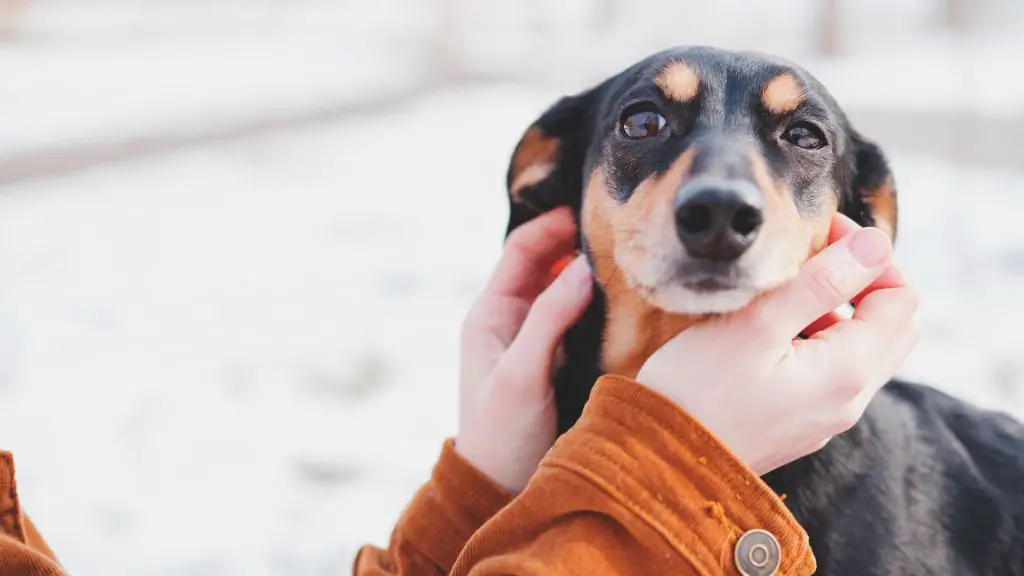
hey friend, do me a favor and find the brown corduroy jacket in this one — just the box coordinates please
[0,376,817,575]
[355,375,817,575]
[0,453,64,575]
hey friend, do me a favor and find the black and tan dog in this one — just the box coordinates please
[503,46,1024,575]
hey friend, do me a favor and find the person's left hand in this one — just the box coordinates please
[456,207,593,493]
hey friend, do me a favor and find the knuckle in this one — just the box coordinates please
[505,221,531,248]
[813,436,833,452]
[493,362,542,401]
[805,263,851,309]
[904,284,921,312]
[829,403,864,436]
[505,224,543,260]
[489,363,518,394]
[534,283,573,319]
[831,364,869,401]
[460,307,484,338]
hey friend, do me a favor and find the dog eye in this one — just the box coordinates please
[782,122,827,150]
[620,110,667,140]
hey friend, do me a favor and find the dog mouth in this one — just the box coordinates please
[674,260,744,292]
[681,276,735,292]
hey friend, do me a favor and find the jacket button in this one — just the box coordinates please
[734,529,781,576]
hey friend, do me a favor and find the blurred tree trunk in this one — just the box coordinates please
[942,0,970,33]
[433,0,464,83]
[591,0,617,34]
[0,0,26,43]
[817,0,842,57]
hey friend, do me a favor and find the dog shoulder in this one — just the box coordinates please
[879,380,1024,570]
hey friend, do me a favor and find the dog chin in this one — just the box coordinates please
[644,283,760,315]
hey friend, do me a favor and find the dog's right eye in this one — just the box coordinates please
[620,110,667,140]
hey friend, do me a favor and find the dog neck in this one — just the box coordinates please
[598,274,707,379]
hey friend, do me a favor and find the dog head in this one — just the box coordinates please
[505,47,898,384]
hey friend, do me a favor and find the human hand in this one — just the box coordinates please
[456,208,593,493]
[636,213,920,475]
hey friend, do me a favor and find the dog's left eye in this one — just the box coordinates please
[621,110,667,140]
[782,122,827,150]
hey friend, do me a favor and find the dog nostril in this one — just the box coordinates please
[674,178,766,262]
[731,205,763,236]
[677,204,713,234]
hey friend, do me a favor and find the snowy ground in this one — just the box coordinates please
[0,2,1022,575]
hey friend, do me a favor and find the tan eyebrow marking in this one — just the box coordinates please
[762,72,805,114]
[654,61,700,103]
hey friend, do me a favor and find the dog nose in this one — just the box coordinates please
[674,177,764,261]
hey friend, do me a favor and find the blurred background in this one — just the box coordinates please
[0,0,1022,574]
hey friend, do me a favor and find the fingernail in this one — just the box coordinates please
[848,227,892,268]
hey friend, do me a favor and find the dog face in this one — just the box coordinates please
[506,46,898,377]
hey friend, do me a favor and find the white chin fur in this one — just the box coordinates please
[645,284,760,315]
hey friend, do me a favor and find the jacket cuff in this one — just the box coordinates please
[399,439,513,570]
[0,451,26,544]
[543,375,815,575]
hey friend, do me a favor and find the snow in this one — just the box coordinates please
[0,84,546,575]
[3,0,1024,160]
[0,1,1021,575]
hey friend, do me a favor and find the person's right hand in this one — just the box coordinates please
[636,214,920,476]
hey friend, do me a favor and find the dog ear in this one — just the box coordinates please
[841,129,898,242]
[505,89,599,238]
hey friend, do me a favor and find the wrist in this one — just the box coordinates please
[453,435,540,494]
[453,435,506,492]
[634,364,683,411]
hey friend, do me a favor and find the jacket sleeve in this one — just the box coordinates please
[354,375,816,576]
[0,452,66,576]
[353,439,514,575]
[451,375,817,576]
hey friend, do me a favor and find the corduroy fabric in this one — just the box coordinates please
[0,452,65,575]
[356,375,816,575]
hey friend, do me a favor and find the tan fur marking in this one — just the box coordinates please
[583,151,705,377]
[655,61,700,103]
[510,164,554,202]
[748,151,836,265]
[510,127,560,203]
[761,73,805,115]
[863,176,898,240]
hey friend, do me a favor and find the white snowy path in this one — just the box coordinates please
[0,84,1021,575]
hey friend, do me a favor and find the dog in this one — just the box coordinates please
[502,46,1024,575]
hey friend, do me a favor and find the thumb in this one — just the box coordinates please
[752,226,893,344]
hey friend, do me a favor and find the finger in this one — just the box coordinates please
[804,284,919,398]
[752,226,893,343]
[829,214,907,305]
[801,305,851,337]
[827,212,862,245]
[844,285,921,377]
[805,266,905,337]
[498,255,593,387]
[485,207,578,300]
[851,265,906,306]
[549,252,580,284]
[849,316,921,409]
[805,261,907,337]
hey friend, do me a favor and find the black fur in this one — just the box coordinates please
[503,46,1024,574]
